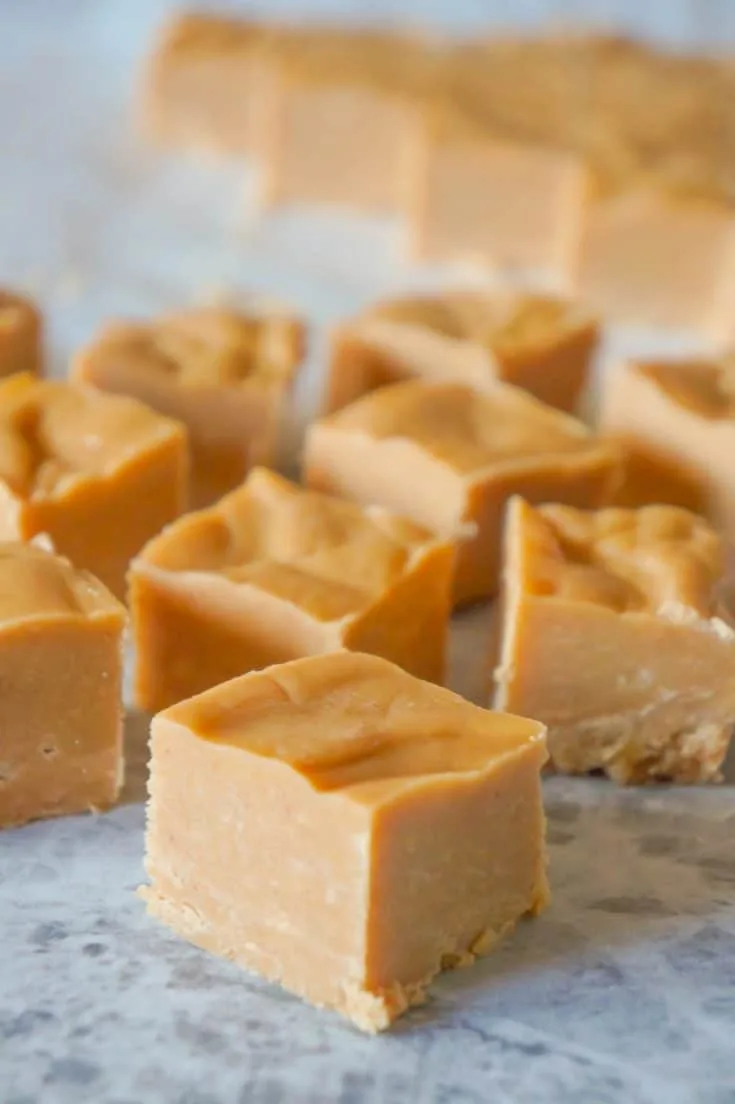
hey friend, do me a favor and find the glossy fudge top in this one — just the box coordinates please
[0,373,183,501]
[137,467,443,619]
[321,381,608,475]
[509,498,725,619]
[161,651,546,799]
[0,541,124,627]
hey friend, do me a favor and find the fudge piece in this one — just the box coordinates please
[0,373,187,599]
[142,650,549,1031]
[73,303,304,508]
[304,381,621,604]
[326,290,599,414]
[260,27,441,212]
[0,290,42,378]
[0,541,126,828]
[130,467,454,713]
[598,356,735,530]
[494,498,735,783]
[141,12,270,156]
[576,192,735,340]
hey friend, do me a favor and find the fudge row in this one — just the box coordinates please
[143,13,735,339]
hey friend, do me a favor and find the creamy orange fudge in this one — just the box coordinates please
[130,467,454,713]
[326,290,599,415]
[598,356,735,531]
[305,381,621,604]
[141,12,270,156]
[0,541,126,828]
[495,499,735,784]
[0,290,42,378]
[0,373,187,599]
[73,303,304,508]
[142,651,549,1031]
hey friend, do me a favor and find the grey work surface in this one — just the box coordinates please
[2,1,735,1102]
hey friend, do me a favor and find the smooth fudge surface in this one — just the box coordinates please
[0,289,42,378]
[0,541,126,828]
[73,304,304,508]
[131,467,454,712]
[327,290,599,414]
[495,498,735,784]
[143,651,549,1031]
[0,372,187,598]
[305,380,621,604]
[598,356,735,530]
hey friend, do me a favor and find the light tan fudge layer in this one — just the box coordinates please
[141,13,271,156]
[305,381,621,605]
[598,356,735,532]
[0,290,42,378]
[143,650,549,1031]
[131,467,454,713]
[73,303,304,509]
[0,541,126,828]
[0,373,187,599]
[326,291,599,415]
[495,499,735,783]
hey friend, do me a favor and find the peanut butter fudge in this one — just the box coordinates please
[73,303,304,508]
[305,381,621,604]
[130,467,454,713]
[142,651,549,1031]
[0,373,187,599]
[598,356,735,530]
[0,289,42,378]
[326,290,599,414]
[0,541,126,828]
[142,13,269,156]
[495,499,735,783]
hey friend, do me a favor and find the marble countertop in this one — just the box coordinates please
[2,2,735,1102]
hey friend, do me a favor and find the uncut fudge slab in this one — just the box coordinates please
[598,356,735,530]
[0,373,187,599]
[0,541,126,828]
[304,381,621,605]
[130,467,454,713]
[73,303,304,509]
[141,12,269,156]
[0,289,42,378]
[326,290,599,415]
[494,499,735,783]
[259,27,441,212]
[142,651,549,1032]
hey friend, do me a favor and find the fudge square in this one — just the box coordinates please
[0,541,126,829]
[598,355,735,530]
[130,467,454,713]
[0,373,187,599]
[326,290,599,415]
[494,498,735,784]
[304,381,621,604]
[0,288,42,378]
[73,302,304,509]
[142,651,549,1032]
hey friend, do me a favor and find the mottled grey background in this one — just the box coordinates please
[1,2,735,1102]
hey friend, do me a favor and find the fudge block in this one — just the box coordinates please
[130,467,454,713]
[0,373,187,599]
[576,191,735,340]
[141,13,270,156]
[598,356,735,530]
[326,290,599,415]
[304,381,621,604]
[494,498,735,783]
[142,651,549,1031]
[0,290,42,378]
[73,303,304,508]
[0,541,126,828]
